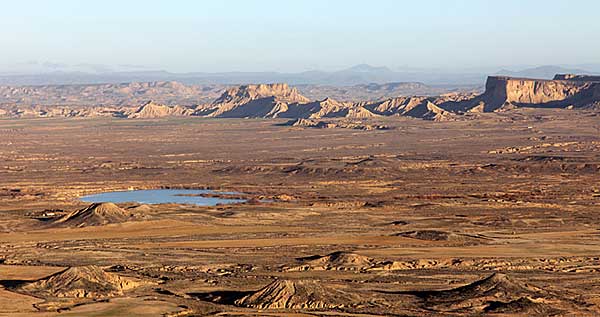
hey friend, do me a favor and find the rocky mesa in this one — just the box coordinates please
[1,74,600,121]
[460,74,600,112]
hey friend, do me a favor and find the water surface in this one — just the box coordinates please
[81,189,245,206]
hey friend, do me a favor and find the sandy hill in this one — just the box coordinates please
[14,265,143,298]
[50,202,133,227]
[234,279,361,309]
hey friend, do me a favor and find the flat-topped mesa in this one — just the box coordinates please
[213,83,310,105]
[481,75,600,110]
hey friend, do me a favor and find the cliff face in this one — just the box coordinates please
[479,76,600,110]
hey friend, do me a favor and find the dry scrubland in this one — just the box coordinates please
[1,108,600,316]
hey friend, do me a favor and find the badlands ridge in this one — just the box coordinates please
[1,74,599,121]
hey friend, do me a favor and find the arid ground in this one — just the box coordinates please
[1,109,600,316]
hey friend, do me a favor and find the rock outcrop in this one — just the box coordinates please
[234,279,360,309]
[214,83,310,105]
[411,273,573,315]
[197,83,310,118]
[13,265,144,298]
[128,101,192,118]
[289,251,375,271]
[286,118,389,130]
[465,75,600,111]
[49,202,133,227]
[301,98,375,119]
[394,230,487,245]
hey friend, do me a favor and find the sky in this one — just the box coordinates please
[1,0,599,73]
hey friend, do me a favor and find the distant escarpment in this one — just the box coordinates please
[457,75,600,112]
[0,81,225,106]
[2,75,600,121]
[553,74,600,81]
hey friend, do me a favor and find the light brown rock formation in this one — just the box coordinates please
[290,251,374,271]
[214,83,310,105]
[286,118,389,130]
[469,76,600,111]
[360,97,455,121]
[129,101,192,118]
[299,98,374,119]
[14,265,143,298]
[50,202,133,227]
[198,83,310,118]
[2,74,600,120]
[234,279,360,309]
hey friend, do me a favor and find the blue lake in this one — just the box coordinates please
[80,189,246,206]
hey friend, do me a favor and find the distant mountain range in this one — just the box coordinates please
[495,65,594,79]
[0,80,473,107]
[0,64,598,87]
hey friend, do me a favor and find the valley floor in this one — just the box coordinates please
[1,109,600,316]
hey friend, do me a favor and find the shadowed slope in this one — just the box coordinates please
[411,273,574,315]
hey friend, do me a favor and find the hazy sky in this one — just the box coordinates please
[2,0,599,73]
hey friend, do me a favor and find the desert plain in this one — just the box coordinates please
[1,103,600,316]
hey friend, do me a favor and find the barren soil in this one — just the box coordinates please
[1,109,600,316]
